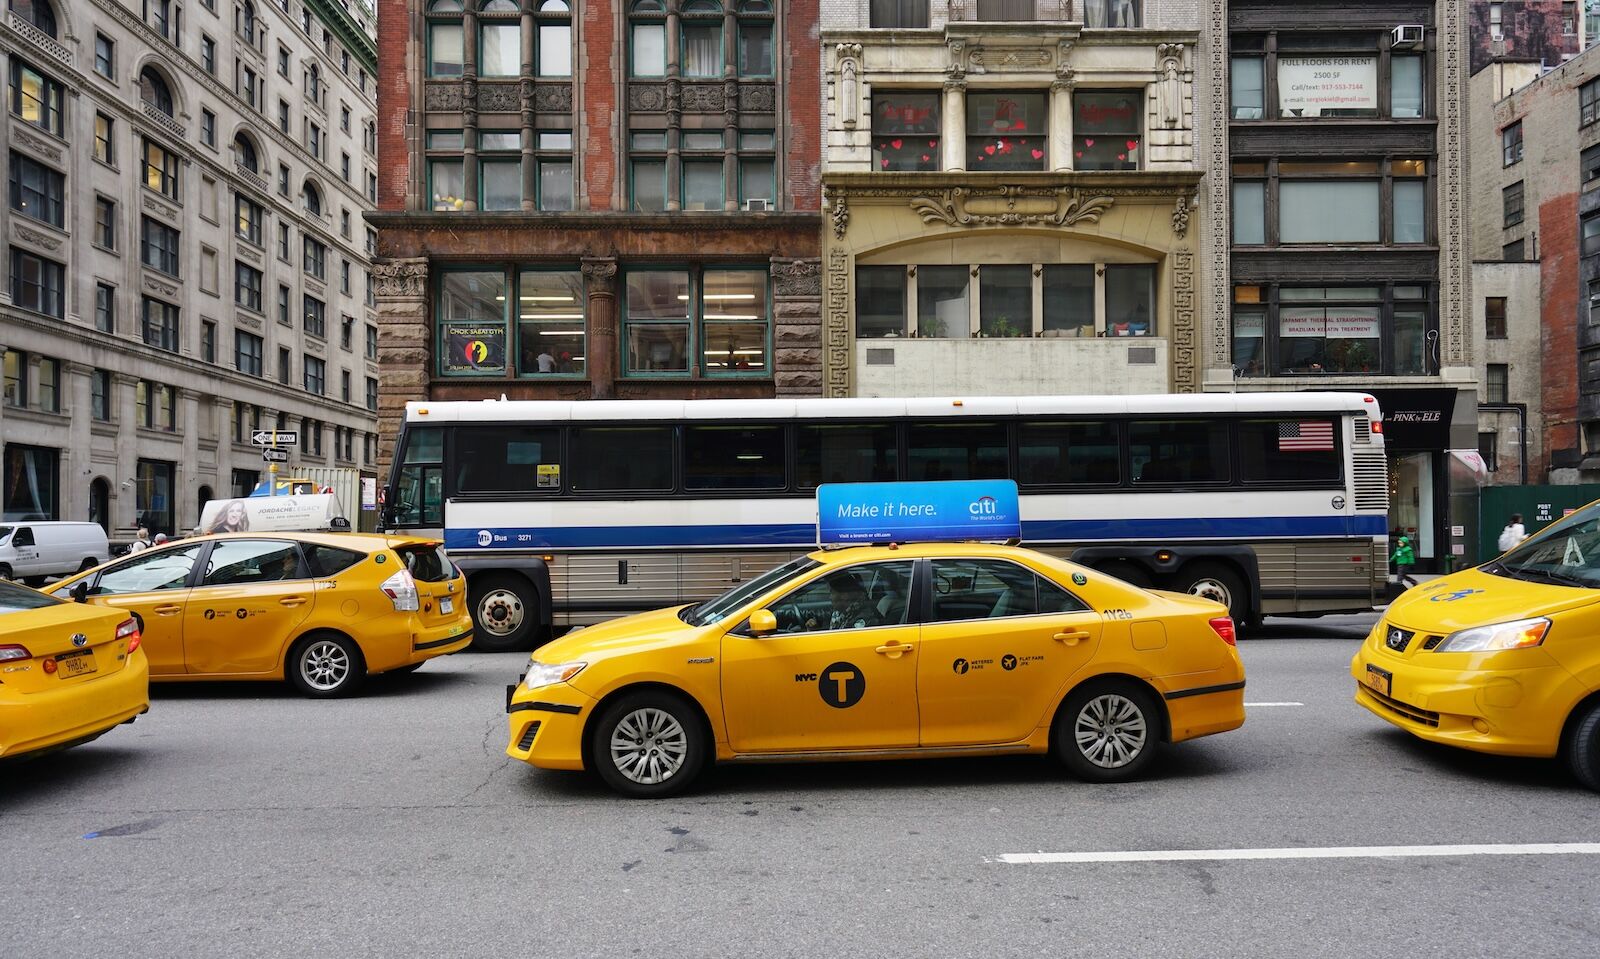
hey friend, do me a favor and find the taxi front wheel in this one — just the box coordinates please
[590,691,707,798]
[1566,701,1600,792]
[1054,681,1161,783]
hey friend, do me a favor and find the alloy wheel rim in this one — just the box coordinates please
[479,589,524,637]
[1074,694,1148,769]
[301,640,350,691]
[609,707,689,785]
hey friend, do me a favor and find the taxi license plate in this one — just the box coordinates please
[440,598,454,615]
[56,651,97,679]
[1364,664,1392,698]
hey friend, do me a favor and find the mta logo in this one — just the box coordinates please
[476,529,494,547]
[1430,588,1485,603]
[970,496,997,516]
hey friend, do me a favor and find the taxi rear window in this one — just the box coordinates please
[399,544,455,582]
[305,544,366,577]
[0,579,60,613]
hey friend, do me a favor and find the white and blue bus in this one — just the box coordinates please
[383,393,1389,650]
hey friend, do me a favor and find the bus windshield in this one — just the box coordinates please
[681,556,820,626]
[1491,502,1600,588]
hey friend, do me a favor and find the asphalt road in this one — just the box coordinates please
[6,612,1599,959]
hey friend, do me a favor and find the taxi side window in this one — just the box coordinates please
[202,540,305,587]
[931,559,1048,621]
[305,543,365,577]
[1039,577,1090,614]
[770,562,915,634]
[92,545,205,595]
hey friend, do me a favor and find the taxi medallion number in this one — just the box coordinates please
[56,651,97,679]
[1363,663,1392,698]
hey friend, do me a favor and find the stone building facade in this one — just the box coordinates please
[819,1,1205,398]
[1467,0,1585,76]
[2,0,380,537]
[370,0,824,468]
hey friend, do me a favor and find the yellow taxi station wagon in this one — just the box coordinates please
[1353,499,1600,790]
[506,481,1247,797]
[52,532,473,697]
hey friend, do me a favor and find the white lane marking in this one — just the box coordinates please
[1244,701,1304,707]
[989,843,1600,865]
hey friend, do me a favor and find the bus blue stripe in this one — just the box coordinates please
[444,515,1389,550]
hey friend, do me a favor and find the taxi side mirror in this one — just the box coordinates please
[748,609,778,636]
[71,581,89,604]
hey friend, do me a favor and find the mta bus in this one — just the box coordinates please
[383,393,1389,650]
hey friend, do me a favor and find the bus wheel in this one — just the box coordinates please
[1096,561,1152,589]
[1177,562,1248,623]
[471,574,537,652]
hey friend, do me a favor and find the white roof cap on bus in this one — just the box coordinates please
[404,392,1376,424]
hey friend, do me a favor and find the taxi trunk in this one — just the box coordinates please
[0,604,138,695]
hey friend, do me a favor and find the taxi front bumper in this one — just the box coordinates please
[505,680,597,771]
[0,653,150,760]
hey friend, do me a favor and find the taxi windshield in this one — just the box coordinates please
[681,556,820,626]
[1491,503,1600,588]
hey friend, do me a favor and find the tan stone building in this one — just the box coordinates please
[819,4,1203,397]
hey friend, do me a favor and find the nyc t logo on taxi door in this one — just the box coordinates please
[818,661,865,708]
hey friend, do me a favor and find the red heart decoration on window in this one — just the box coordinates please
[921,154,930,161]
[976,155,985,162]
[881,158,889,168]
[1075,151,1083,158]
[985,144,996,155]
[1084,138,1094,147]
[1117,153,1126,161]
[891,139,903,150]
[1012,120,1026,130]
[929,140,937,147]
[1031,149,1044,159]
[1126,140,1139,151]
[1020,139,1028,145]
[999,141,1012,154]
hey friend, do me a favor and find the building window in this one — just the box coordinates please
[141,217,181,276]
[1231,284,1432,377]
[1503,181,1524,228]
[10,248,65,318]
[144,139,180,199]
[308,123,322,158]
[437,271,508,375]
[479,130,522,211]
[536,0,572,76]
[277,224,291,262]
[239,63,260,109]
[969,91,1049,171]
[1583,212,1600,256]
[681,0,723,79]
[201,320,216,363]
[236,195,263,245]
[92,370,111,421]
[1502,121,1523,167]
[303,236,327,279]
[1230,56,1264,120]
[341,315,355,351]
[3,445,59,520]
[624,268,769,376]
[10,60,64,136]
[307,62,322,103]
[141,297,180,351]
[278,163,290,196]
[629,130,667,211]
[303,355,326,395]
[201,108,217,147]
[1082,0,1139,24]
[95,197,117,249]
[278,98,291,133]
[366,376,378,411]
[1583,77,1600,128]
[277,347,291,384]
[1479,431,1498,472]
[737,131,776,210]
[36,357,58,412]
[681,131,724,210]
[2,349,23,407]
[340,369,352,403]
[202,34,216,74]
[737,0,773,76]
[135,381,176,431]
[1485,297,1507,339]
[278,284,291,325]
[341,259,352,294]
[630,0,667,77]
[1584,145,1600,186]
[95,283,116,332]
[1486,363,1509,404]
[239,0,258,43]
[139,66,174,116]
[235,261,264,312]
[857,261,1153,339]
[1565,0,1579,34]
[478,0,520,77]
[95,113,115,164]
[304,295,327,338]
[1503,238,1526,261]
[1231,159,1428,247]
[95,33,116,78]
[427,130,467,211]
[536,132,574,210]
[278,45,291,77]
[1073,90,1139,171]
[366,324,379,360]
[1231,41,1424,121]
[8,152,65,227]
[868,0,927,28]
[518,270,586,376]
[873,92,940,172]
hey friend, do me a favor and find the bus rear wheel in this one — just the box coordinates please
[1176,561,1249,625]
[471,574,538,652]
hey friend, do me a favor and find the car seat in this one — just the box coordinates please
[989,587,1016,618]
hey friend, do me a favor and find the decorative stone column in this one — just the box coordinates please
[64,363,95,523]
[178,388,202,529]
[373,257,431,474]
[113,373,140,530]
[942,79,966,172]
[582,257,620,399]
[771,258,824,396]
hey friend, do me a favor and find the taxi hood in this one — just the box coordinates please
[534,605,698,662]
[1388,567,1600,632]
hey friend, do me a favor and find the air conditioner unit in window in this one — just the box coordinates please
[1392,24,1424,48]
[742,198,771,212]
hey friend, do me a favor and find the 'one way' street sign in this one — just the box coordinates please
[261,447,289,464]
[251,430,299,446]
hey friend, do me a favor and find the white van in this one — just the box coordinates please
[0,522,111,584]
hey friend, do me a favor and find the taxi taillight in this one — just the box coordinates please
[1208,616,1237,646]
[117,617,141,654]
[0,644,31,663]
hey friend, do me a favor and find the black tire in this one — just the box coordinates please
[79,557,99,572]
[588,690,707,798]
[1565,700,1600,792]
[1175,561,1250,624]
[286,633,366,698]
[470,573,538,652]
[1096,561,1152,589]
[1053,679,1163,783]
[0,564,11,581]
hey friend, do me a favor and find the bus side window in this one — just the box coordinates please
[394,427,444,525]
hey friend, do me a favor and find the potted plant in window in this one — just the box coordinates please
[987,315,1022,338]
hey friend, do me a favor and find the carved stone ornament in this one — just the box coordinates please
[970,48,1052,70]
[142,275,179,297]
[142,195,179,220]
[910,187,1115,228]
[13,224,63,252]
[682,83,725,113]
[945,39,967,81]
[373,260,429,299]
[829,190,850,239]
[1157,43,1186,129]
[478,84,520,112]
[629,83,667,112]
[1172,195,1191,239]
[10,127,63,163]
[534,84,573,113]
[582,258,619,286]
[424,83,464,111]
[739,85,775,113]
[772,259,822,298]
[238,245,263,266]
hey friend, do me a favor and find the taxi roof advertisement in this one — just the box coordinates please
[817,480,1022,546]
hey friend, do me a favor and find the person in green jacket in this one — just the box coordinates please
[1390,533,1417,588]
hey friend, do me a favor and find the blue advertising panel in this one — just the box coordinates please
[817,480,1022,545]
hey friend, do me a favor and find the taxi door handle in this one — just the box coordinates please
[154,604,182,616]
[279,597,308,607]
[875,643,914,657]
[1053,630,1091,645]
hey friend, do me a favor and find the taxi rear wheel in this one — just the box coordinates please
[590,691,707,798]
[287,633,366,698]
[1566,701,1600,792]
[1054,681,1161,783]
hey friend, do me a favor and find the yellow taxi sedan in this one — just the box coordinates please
[0,579,148,760]
[52,532,473,698]
[1352,502,1600,789]
[506,542,1246,797]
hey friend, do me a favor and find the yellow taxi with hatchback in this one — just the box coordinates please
[508,479,1246,797]
[1352,500,1600,789]
[52,531,472,697]
[0,578,148,760]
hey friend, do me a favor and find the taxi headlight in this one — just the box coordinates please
[524,661,586,690]
[1435,617,1551,653]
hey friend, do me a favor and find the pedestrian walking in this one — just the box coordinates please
[1498,513,1528,552]
[1390,533,1418,588]
[127,527,152,554]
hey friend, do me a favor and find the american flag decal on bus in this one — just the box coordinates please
[1279,420,1334,451]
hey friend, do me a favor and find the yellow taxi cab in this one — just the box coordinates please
[1352,501,1600,790]
[0,578,148,760]
[506,540,1246,797]
[51,531,472,698]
